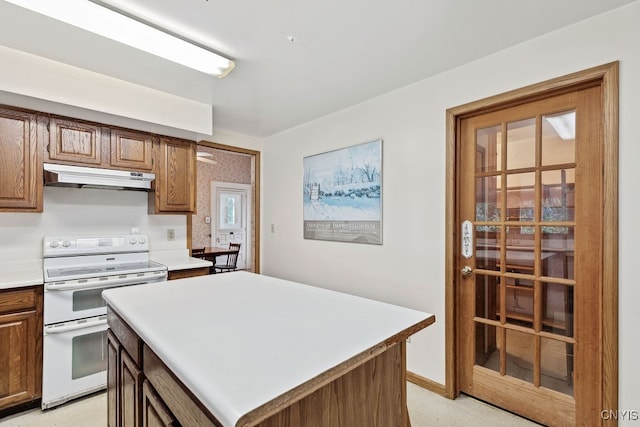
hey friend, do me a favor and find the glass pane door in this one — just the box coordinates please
[458,76,609,426]
[473,109,576,396]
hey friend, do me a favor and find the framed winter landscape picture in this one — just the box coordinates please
[303,139,382,244]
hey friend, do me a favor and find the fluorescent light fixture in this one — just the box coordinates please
[5,0,235,77]
[545,111,575,140]
[196,151,217,164]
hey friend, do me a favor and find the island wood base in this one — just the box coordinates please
[108,308,416,427]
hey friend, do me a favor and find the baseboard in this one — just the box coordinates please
[407,371,447,397]
[0,398,41,419]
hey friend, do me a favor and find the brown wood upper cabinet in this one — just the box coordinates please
[46,118,155,172]
[0,105,197,214]
[149,137,196,214]
[46,117,108,166]
[110,128,155,172]
[0,107,43,212]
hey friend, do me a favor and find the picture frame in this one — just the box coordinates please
[303,139,382,244]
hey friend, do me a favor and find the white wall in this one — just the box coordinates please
[0,187,186,262]
[204,128,263,152]
[262,0,640,414]
[0,45,212,134]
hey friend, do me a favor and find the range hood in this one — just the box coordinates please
[44,163,155,191]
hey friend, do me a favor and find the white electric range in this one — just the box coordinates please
[41,234,167,409]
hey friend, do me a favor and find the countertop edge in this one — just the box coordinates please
[0,279,44,290]
[0,259,44,290]
[102,272,436,427]
[236,313,435,426]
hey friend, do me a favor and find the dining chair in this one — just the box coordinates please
[213,243,241,273]
[191,248,206,258]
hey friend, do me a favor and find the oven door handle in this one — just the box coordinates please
[45,272,167,291]
[44,318,107,334]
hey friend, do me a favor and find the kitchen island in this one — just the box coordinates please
[103,271,435,427]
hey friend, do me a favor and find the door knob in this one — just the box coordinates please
[461,266,473,278]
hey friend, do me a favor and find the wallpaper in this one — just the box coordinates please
[191,147,254,268]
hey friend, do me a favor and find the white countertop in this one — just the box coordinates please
[150,249,212,271]
[0,249,213,289]
[0,259,43,290]
[103,272,434,427]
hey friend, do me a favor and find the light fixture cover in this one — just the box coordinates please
[545,111,576,140]
[6,0,235,77]
[196,151,217,164]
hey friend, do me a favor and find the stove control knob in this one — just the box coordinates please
[129,238,137,245]
[50,240,59,248]
[138,237,146,244]
[62,240,71,247]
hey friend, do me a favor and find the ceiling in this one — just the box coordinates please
[0,0,635,138]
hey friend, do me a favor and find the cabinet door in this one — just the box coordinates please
[150,137,196,213]
[0,287,43,411]
[0,108,42,212]
[107,331,119,427]
[111,128,155,172]
[47,118,107,166]
[142,380,177,427]
[121,350,142,427]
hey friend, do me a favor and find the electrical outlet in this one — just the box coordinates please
[167,229,175,241]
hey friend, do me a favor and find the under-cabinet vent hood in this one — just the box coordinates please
[43,163,154,191]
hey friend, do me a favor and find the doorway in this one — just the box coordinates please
[445,63,618,426]
[187,142,261,273]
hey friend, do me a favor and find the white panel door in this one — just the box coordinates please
[212,182,252,270]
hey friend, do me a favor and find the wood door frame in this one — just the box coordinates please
[444,62,618,415]
[187,141,261,273]
[211,181,252,269]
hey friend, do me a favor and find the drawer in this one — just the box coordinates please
[0,287,37,315]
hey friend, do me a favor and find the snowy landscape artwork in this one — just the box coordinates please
[303,139,382,244]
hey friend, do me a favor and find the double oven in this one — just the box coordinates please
[42,234,167,409]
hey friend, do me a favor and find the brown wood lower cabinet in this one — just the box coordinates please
[0,286,43,414]
[121,350,142,426]
[108,307,415,427]
[142,381,177,427]
[107,320,144,427]
[107,331,119,427]
[167,267,209,280]
[107,311,215,427]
